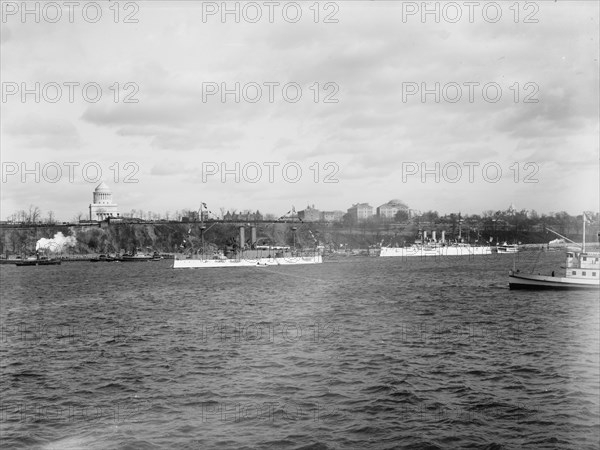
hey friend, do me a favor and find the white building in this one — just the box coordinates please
[377,199,409,220]
[347,203,374,222]
[89,181,119,221]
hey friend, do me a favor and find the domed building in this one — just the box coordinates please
[89,181,119,221]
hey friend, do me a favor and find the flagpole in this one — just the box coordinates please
[583,212,586,253]
[200,201,205,258]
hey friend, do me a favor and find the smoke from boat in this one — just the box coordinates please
[36,232,77,253]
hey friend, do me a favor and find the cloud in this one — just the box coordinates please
[1,1,598,218]
[0,24,11,44]
[150,160,196,176]
[3,114,81,150]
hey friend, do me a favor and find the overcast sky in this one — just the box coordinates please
[1,1,598,221]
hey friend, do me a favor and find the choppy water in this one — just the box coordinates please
[1,252,598,449]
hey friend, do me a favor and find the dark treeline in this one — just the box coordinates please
[1,206,598,255]
[342,208,598,243]
[1,222,312,256]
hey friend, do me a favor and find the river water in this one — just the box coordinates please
[1,252,598,449]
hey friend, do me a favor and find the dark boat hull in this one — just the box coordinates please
[121,257,153,262]
[15,260,62,266]
[90,257,121,262]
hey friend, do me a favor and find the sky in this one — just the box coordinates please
[1,0,599,221]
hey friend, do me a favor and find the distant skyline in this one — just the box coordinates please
[2,179,596,223]
[1,1,599,220]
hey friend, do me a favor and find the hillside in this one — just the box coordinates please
[1,219,582,257]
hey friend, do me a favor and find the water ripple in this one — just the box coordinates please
[1,254,598,448]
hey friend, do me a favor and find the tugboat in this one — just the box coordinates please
[120,249,161,262]
[509,214,599,290]
[508,252,599,290]
[15,254,61,266]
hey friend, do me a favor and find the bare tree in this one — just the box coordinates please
[27,205,41,223]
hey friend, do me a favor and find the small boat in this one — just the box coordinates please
[121,254,153,262]
[89,254,120,262]
[15,255,61,266]
[120,251,161,262]
[496,243,519,254]
[509,214,599,290]
[509,251,599,290]
[0,258,22,265]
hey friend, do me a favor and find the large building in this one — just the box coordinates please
[377,199,410,220]
[223,210,263,222]
[297,206,344,222]
[347,203,374,222]
[298,205,321,222]
[89,181,119,221]
[321,210,345,222]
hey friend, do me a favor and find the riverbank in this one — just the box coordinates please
[1,221,594,257]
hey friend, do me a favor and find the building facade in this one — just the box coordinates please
[321,210,345,222]
[298,205,321,222]
[89,181,119,221]
[377,199,410,220]
[347,203,374,222]
[223,210,263,221]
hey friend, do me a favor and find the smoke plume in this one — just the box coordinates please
[36,232,77,253]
